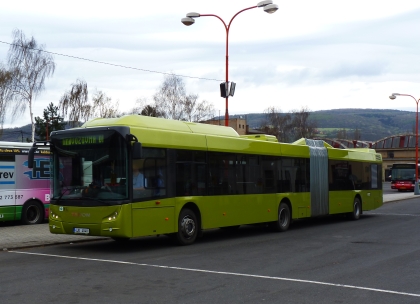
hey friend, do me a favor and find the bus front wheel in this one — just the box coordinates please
[270,202,291,232]
[21,200,44,225]
[174,208,198,245]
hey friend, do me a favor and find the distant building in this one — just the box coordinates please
[316,134,420,182]
[314,138,372,149]
[371,134,419,182]
[204,117,249,135]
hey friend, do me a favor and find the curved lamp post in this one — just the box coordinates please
[389,93,420,195]
[181,0,279,127]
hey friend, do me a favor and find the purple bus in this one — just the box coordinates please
[0,141,50,224]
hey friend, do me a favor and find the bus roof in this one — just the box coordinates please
[82,115,240,138]
[80,115,381,162]
[0,141,34,149]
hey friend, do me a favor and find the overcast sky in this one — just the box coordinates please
[1,0,420,128]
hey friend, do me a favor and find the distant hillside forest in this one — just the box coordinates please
[233,108,417,142]
[0,108,416,143]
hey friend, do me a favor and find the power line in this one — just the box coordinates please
[0,40,223,82]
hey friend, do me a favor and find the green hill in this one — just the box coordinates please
[232,108,416,141]
[1,109,416,142]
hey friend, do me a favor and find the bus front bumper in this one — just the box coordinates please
[49,218,129,238]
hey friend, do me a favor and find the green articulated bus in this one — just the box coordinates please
[29,115,383,245]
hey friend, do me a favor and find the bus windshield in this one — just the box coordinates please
[50,130,128,204]
[391,165,416,181]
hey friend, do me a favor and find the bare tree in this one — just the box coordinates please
[59,79,90,127]
[260,107,291,142]
[183,94,215,122]
[127,97,149,115]
[153,74,186,120]
[6,29,55,142]
[353,128,361,140]
[92,90,121,118]
[336,128,348,139]
[153,74,215,122]
[0,65,13,134]
[289,107,317,140]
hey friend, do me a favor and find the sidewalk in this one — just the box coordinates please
[1,193,419,251]
[383,192,418,203]
[1,223,105,251]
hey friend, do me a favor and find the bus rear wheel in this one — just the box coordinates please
[21,200,44,225]
[174,208,198,245]
[270,202,291,232]
[348,197,361,220]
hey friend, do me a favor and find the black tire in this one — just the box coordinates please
[270,202,291,232]
[174,208,198,245]
[348,197,361,220]
[21,200,44,225]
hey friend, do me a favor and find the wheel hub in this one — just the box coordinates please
[181,216,196,238]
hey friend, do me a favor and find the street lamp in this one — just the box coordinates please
[181,1,279,127]
[389,93,420,195]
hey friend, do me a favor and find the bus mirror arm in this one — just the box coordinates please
[28,141,52,169]
[127,134,142,159]
[28,147,37,169]
[132,142,142,159]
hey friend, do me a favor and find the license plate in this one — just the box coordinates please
[400,187,406,190]
[73,228,89,234]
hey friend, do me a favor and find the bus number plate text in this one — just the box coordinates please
[73,228,89,234]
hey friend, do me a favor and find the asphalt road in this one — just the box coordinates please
[1,197,420,304]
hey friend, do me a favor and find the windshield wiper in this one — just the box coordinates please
[80,195,112,206]
[54,186,87,205]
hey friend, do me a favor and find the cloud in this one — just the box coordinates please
[2,1,420,127]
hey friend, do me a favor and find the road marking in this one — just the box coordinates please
[9,250,420,298]
[368,212,420,217]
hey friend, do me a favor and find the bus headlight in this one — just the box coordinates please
[50,212,60,220]
[107,212,118,221]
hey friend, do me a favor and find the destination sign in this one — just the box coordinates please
[62,135,104,146]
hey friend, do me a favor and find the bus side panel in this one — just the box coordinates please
[288,193,311,219]
[132,207,176,236]
[196,194,278,229]
[0,160,16,221]
[362,190,383,211]
[15,155,51,219]
[329,191,353,214]
[0,205,16,221]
